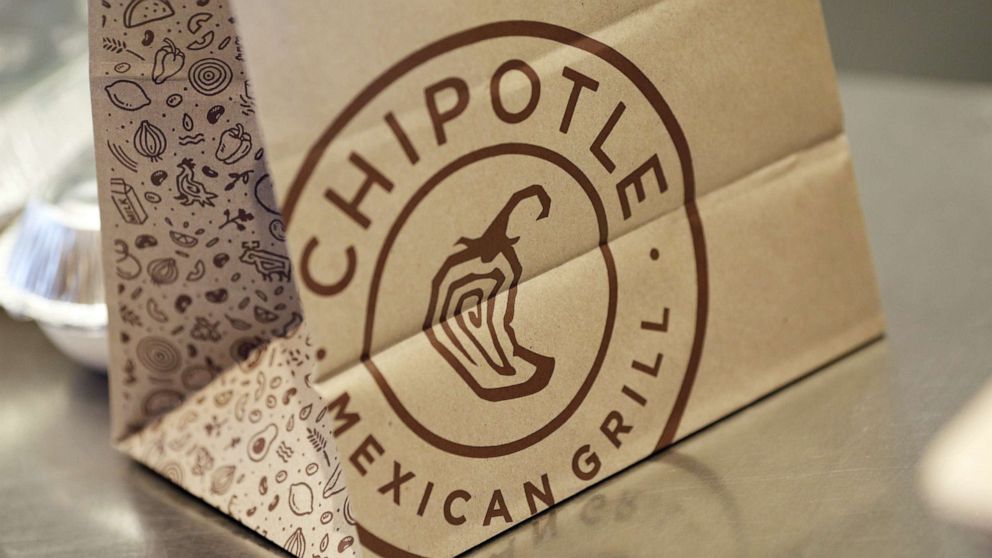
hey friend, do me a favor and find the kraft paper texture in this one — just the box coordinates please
[90,1,884,557]
[89,1,358,556]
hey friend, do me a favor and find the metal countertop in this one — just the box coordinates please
[1,73,991,557]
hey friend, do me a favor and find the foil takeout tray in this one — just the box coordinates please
[0,156,108,369]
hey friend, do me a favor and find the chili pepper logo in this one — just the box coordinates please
[423,184,556,401]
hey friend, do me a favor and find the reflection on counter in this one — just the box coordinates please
[471,341,899,557]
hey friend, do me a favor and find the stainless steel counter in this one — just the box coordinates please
[2,73,991,557]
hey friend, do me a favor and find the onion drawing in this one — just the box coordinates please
[159,461,184,484]
[284,528,306,558]
[147,257,179,285]
[424,184,556,401]
[209,465,236,495]
[136,336,181,374]
[188,57,233,97]
[133,120,167,161]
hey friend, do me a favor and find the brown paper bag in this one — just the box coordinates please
[90,1,360,555]
[90,1,883,556]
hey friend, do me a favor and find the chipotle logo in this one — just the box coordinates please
[424,183,558,402]
[280,21,707,556]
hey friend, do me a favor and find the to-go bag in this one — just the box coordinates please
[90,1,883,556]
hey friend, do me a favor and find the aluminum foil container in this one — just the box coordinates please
[0,166,108,370]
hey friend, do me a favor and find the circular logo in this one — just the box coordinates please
[282,20,707,553]
[363,142,618,457]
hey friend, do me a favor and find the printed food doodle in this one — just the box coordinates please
[105,80,151,111]
[91,1,357,557]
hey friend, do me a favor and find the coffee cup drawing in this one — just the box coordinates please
[423,184,556,401]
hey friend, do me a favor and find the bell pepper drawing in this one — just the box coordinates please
[423,184,556,401]
[215,123,253,165]
[151,38,184,84]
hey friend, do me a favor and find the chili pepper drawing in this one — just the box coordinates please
[215,124,253,164]
[423,184,556,402]
[152,38,185,84]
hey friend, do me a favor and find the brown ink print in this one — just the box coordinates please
[210,464,236,495]
[190,316,222,342]
[134,120,167,162]
[186,11,212,34]
[143,389,184,416]
[187,31,214,51]
[136,336,181,374]
[239,242,290,281]
[288,483,313,516]
[152,38,185,84]
[123,0,175,29]
[215,124,253,164]
[107,141,139,173]
[105,80,151,111]
[101,37,145,60]
[147,257,179,285]
[110,178,148,225]
[188,57,233,96]
[247,423,277,462]
[284,528,306,558]
[174,158,218,207]
[424,184,556,402]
